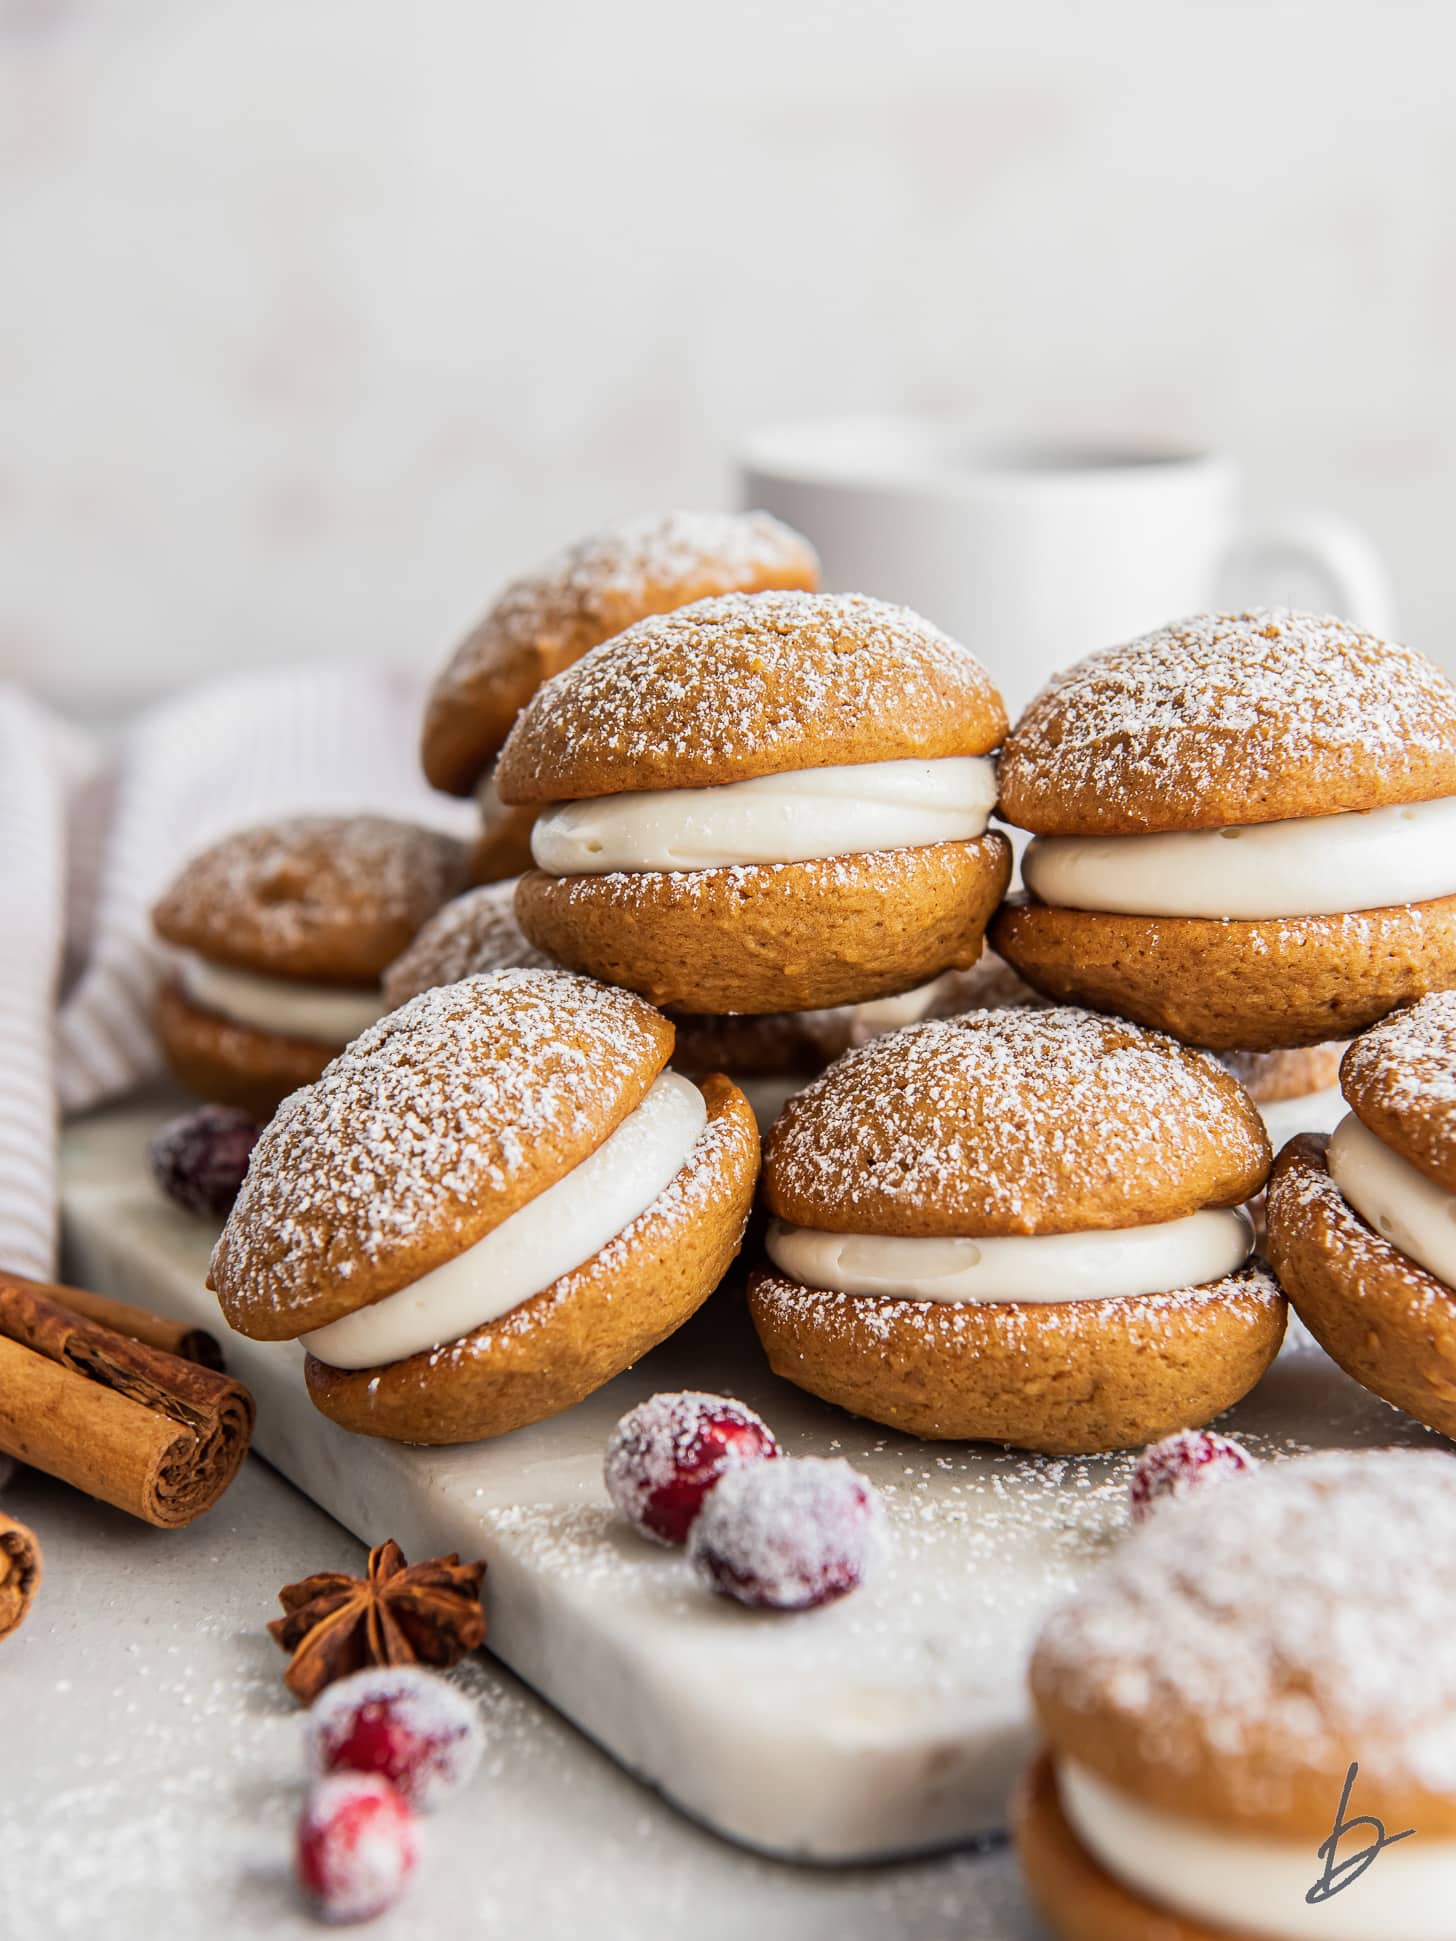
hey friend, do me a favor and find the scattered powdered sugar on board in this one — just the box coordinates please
[1034,1449,1456,1798]
[764,1007,1262,1233]
[999,608,1456,833]
[209,968,666,1311]
[688,1457,886,1609]
[381,880,551,1009]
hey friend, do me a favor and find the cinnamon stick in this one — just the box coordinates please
[0,1270,224,1369]
[0,1510,41,1640]
[0,1280,254,1528]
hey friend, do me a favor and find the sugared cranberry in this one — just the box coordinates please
[1129,1429,1258,1524]
[295,1772,417,1924]
[306,1666,482,1812]
[688,1456,885,1610]
[148,1103,260,1216]
[605,1391,780,1546]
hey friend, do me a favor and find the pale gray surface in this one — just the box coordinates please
[0,1457,1045,1941]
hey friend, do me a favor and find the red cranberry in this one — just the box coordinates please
[605,1391,780,1546]
[306,1666,482,1812]
[295,1772,417,1924]
[1129,1429,1258,1524]
[149,1103,260,1216]
[688,1456,885,1610]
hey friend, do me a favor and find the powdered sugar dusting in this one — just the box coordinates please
[764,1007,1266,1234]
[209,968,666,1313]
[382,881,551,1009]
[688,1457,887,1610]
[497,589,1004,794]
[306,1666,483,1811]
[1000,609,1456,835]
[1034,1449,1456,1797]
[1342,990,1456,1165]
[604,1392,778,1545]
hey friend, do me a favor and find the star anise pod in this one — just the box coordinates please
[268,1538,486,1704]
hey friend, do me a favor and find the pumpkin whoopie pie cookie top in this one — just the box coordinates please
[1022,1449,1456,1941]
[999,607,1456,838]
[1339,989,1456,1193]
[210,967,675,1338]
[381,880,556,1008]
[154,814,469,984]
[421,510,820,796]
[497,588,1007,804]
[764,1007,1268,1239]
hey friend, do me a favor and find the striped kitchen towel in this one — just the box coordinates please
[0,664,472,1279]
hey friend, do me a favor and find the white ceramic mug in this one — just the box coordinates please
[738,415,1396,710]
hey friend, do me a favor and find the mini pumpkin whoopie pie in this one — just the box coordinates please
[1018,1448,1456,1941]
[496,590,1012,1014]
[420,510,820,882]
[151,815,468,1118]
[992,609,1456,1050]
[749,1007,1282,1453]
[1266,990,1456,1437]
[208,968,759,1443]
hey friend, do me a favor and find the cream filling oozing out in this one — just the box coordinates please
[302,1072,707,1370]
[1021,795,1456,920]
[529,756,998,875]
[764,1208,1253,1304]
[1058,1758,1451,1941]
[178,952,385,1044]
[1328,1110,1456,1288]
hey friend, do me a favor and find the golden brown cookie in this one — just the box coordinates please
[421,510,820,798]
[992,893,1456,1051]
[748,1267,1283,1453]
[1265,1133,1456,1440]
[382,880,554,1009]
[153,815,468,982]
[151,814,468,1114]
[751,1009,1277,1451]
[993,611,1456,1052]
[1217,1042,1345,1105]
[1020,1449,1456,1941]
[154,979,338,1120]
[1339,989,1456,1192]
[307,1074,758,1442]
[515,837,1011,1015]
[467,794,539,885]
[999,609,1456,837]
[209,969,758,1443]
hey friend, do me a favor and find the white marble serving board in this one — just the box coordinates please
[58,1095,1447,1865]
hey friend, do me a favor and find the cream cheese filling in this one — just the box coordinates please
[1022,795,1456,920]
[302,1071,707,1369]
[1059,1757,1451,1941]
[178,951,384,1045]
[1328,1109,1456,1288]
[764,1208,1253,1304]
[529,756,998,875]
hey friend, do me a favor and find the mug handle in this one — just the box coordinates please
[1221,510,1398,636]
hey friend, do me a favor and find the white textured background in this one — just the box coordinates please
[4,0,1455,710]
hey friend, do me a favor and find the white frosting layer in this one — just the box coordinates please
[530,757,997,875]
[1257,1082,1348,1150]
[178,952,384,1045]
[1059,1758,1446,1941]
[1328,1110,1456,1288]
[303,1072,707,1370]
[1022,795,1456,920]
[847,974,955,1035]
[764,1208,1253,1305]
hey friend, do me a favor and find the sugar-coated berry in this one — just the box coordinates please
[688,1456,886,1610]
[295,1772,417,1925]
[605,1391,780,1546]
[306,1666,483,1812]
[148,1103,260,1217]
[1129,1428,1258,1525]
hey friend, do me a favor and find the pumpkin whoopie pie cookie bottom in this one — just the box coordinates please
[748,1266,1284,1454]
[993,893,1456,1052]
[154,978,338,1120]
[515,835,1012,1015]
